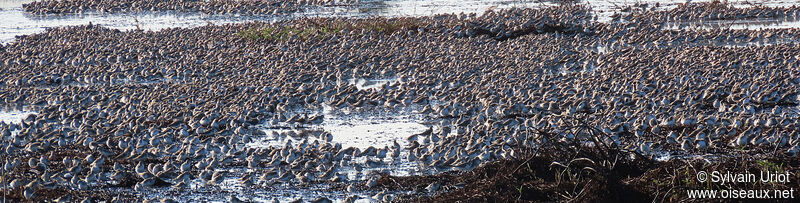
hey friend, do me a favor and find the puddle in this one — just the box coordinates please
[326,121,422,148]
[250,104,427,149]
[0,108,36,124]
[346,77,399,90]
[594,44,608,54]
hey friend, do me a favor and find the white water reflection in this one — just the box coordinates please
[347,77,398,90]
[0,8,282,43]
[0,109,35,124]
[249,104,427,149]
[306,0,557,17]
[309,0,800,21]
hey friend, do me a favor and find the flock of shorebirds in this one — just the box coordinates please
[23,0,359,15]
[0,1,799,202]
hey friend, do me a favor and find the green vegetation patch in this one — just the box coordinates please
[237,18,423,41]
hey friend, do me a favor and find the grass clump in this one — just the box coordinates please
[237,18,423,41]
[758,160,785,173]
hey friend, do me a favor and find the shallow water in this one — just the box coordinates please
[346,77,399,90]
[0,6,281,43]
[249,103,428,149]
[0,109,35,124]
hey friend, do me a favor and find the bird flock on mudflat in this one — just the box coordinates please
[0,1,799,202]
[23,0,360,15]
